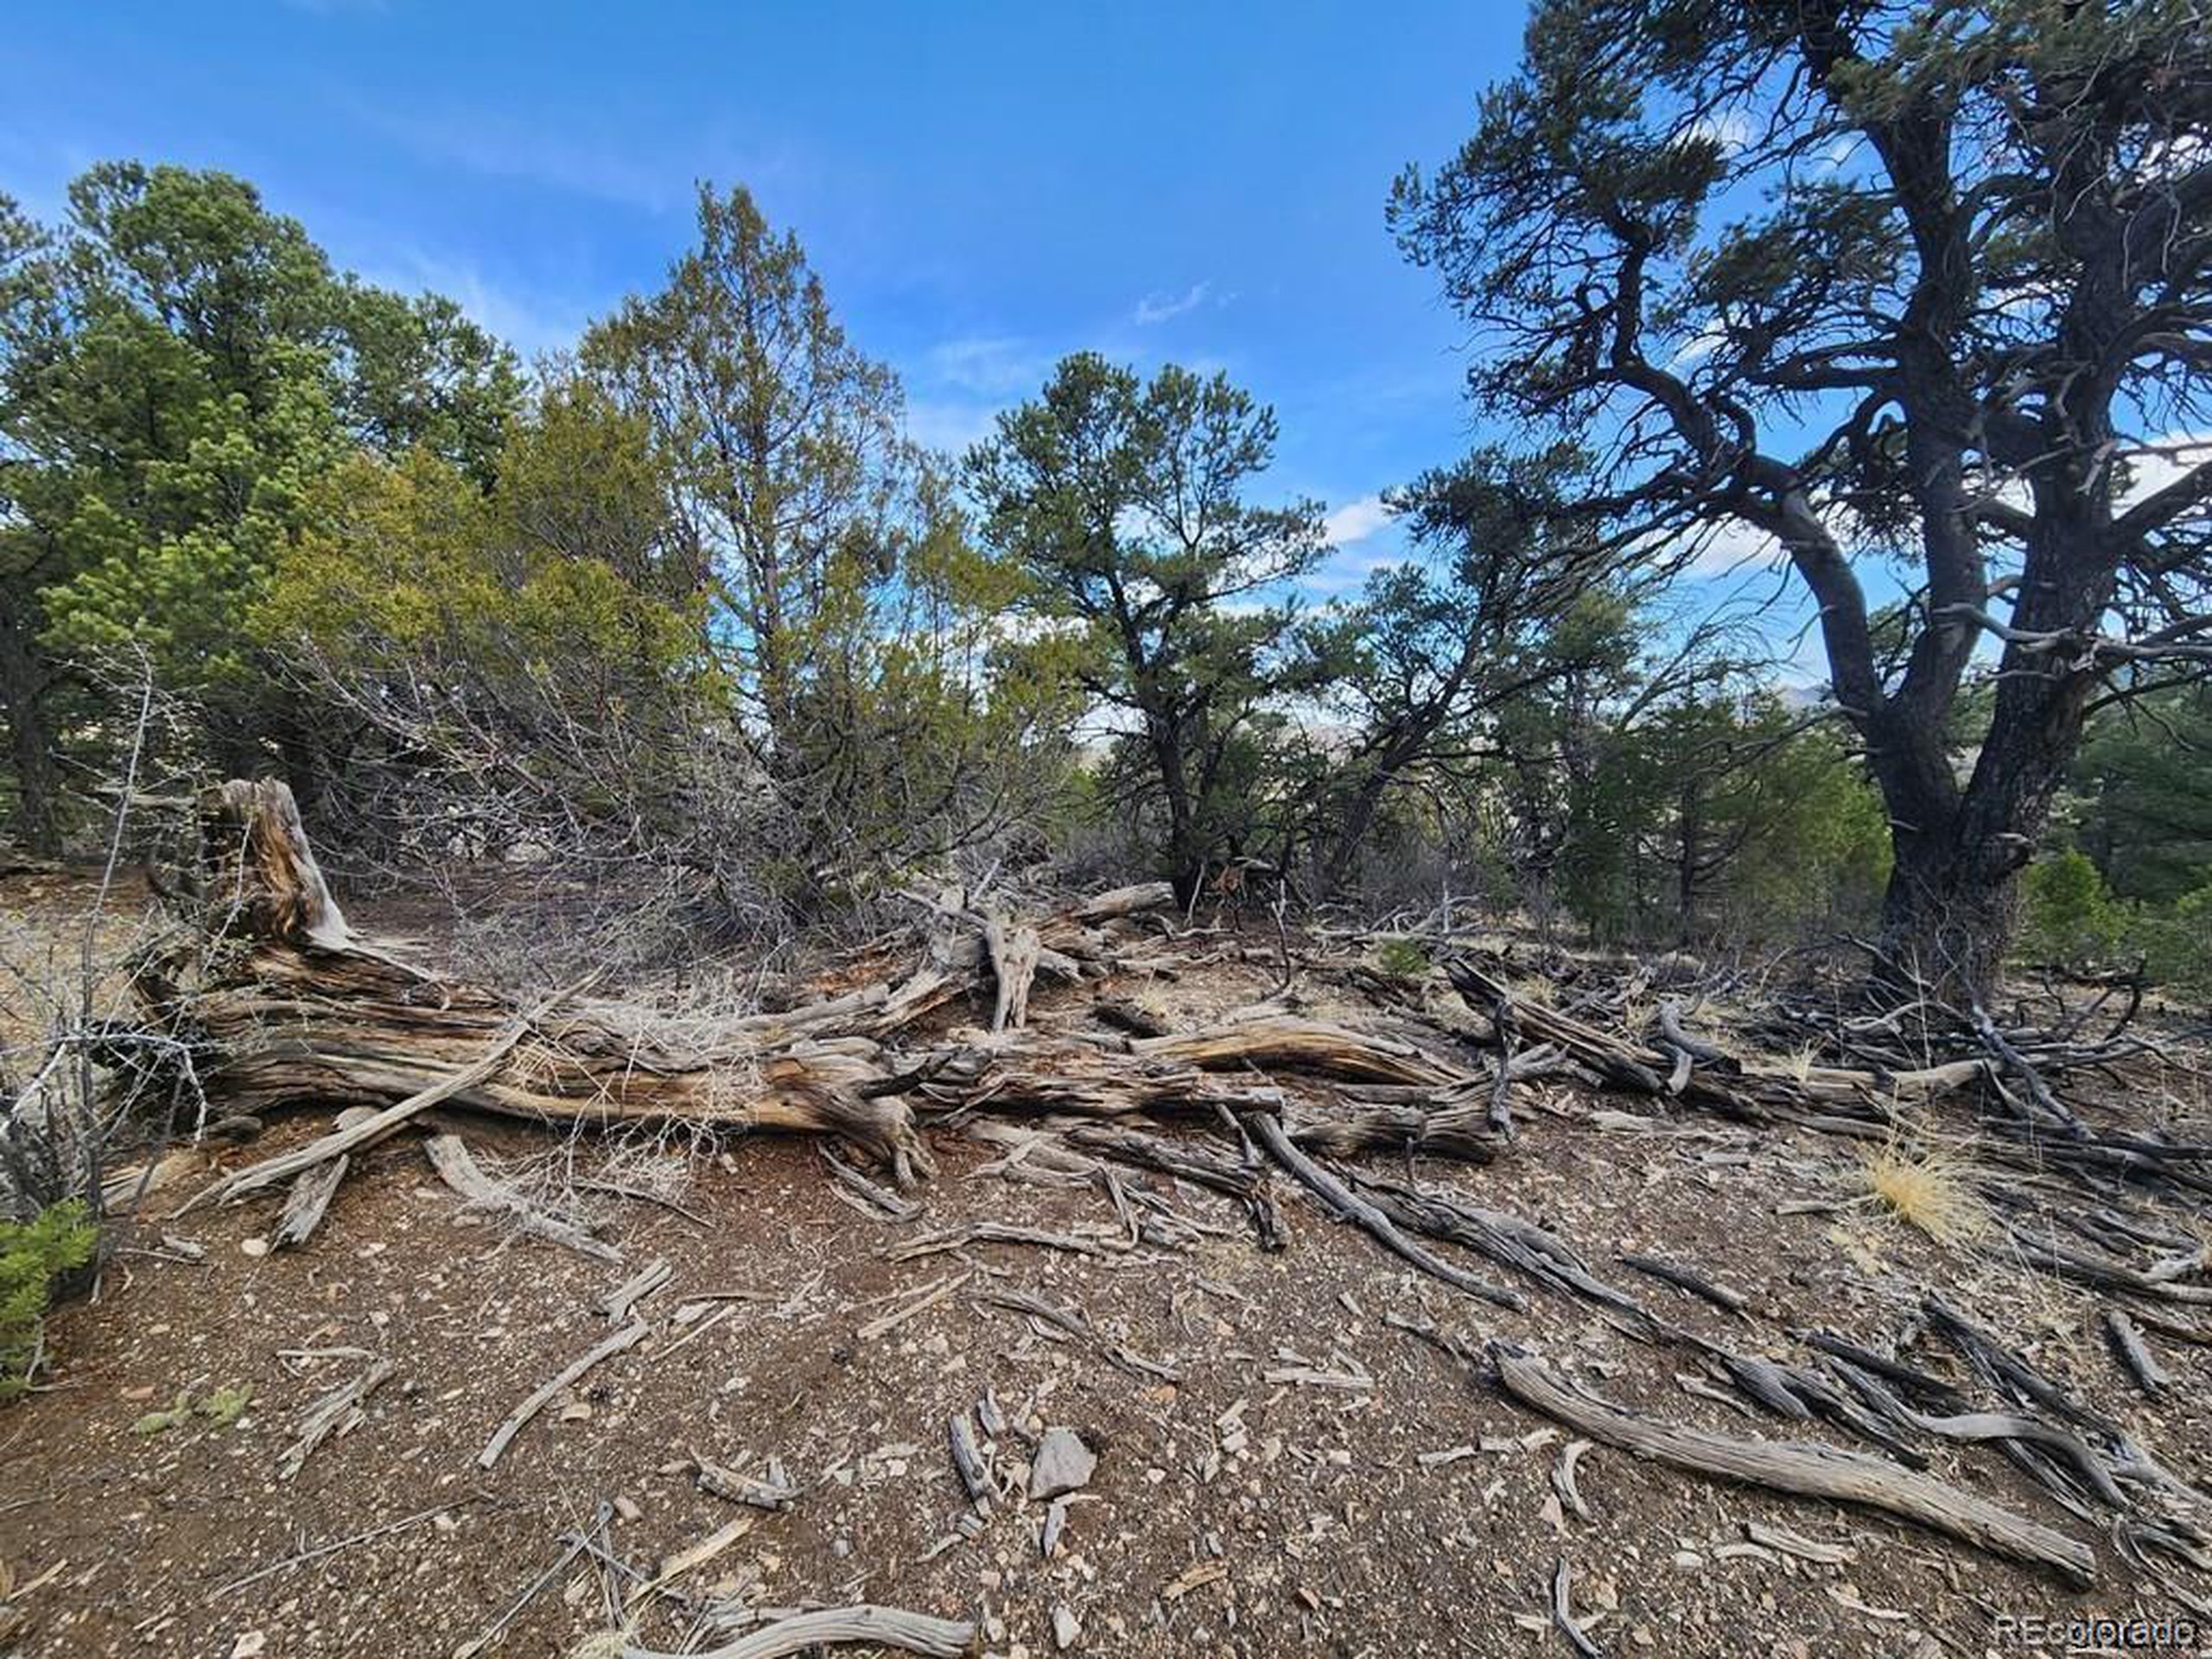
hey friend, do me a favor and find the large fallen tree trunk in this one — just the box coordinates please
[149,781,1172,1189]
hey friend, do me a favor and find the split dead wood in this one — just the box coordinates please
[695,1451,800,1510]
[948,1409,994,1514]
[423,1133,620,1262]
[1551,1440,1593,1520]
[181,1009,554,1213]
[819,1143,924,1222]
[984,916,1043,1033]
[1133,1015,1466,1087]
[1093,996,1168,1039]
[857,1271,971,1340]
[598,1259,673,1324]
[1351,1172,1646,1332]
[278,1356,393,1479]
[2105,1309,2173,1396]
[1743,1518,1853,1566]
[887,1221,1122,1262]
[1057,1119,1283,1247]
[976,1285,1180,1381]
[270,1154,348,1250]
[619,1604,977,1659]
[1549,1557,1604,1659]
[478,1319,647,1467]
[1618,1253,1749,1315]
[1491,1349,2095,1585]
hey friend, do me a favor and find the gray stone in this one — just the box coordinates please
[1029,1427,1096,1499]
[1052,1605,1082,1649]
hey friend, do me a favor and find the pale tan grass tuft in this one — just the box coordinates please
[1855,1135,1992,1248]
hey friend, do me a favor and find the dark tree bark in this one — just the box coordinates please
[0,613,63,856]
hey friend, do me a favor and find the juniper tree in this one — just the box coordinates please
[1393,0,2212,998]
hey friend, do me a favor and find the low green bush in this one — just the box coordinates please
[2018,849,2129,972]
[1,1199,98,1402]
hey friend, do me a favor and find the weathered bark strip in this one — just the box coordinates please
[1495,1351,2096,1586]
[620,1604,977,1659]
[271,1154,350,1249]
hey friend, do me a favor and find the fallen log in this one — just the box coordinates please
[1492,1350,2096,1586]
[146,782,1179,1194]
[1135,1016,1466,1087]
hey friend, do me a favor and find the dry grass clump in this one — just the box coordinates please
[1854,1133,1992,1248]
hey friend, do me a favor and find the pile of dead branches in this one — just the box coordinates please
[76,779,2212,1595]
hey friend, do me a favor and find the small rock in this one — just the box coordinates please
[1672,1549,1705,1572]
[229,1635,267,1659]
[613,1495,642,1522]
[1030,1428,1096,1500]
[238,1236,270,1258]
[1052,1604,1081,1649]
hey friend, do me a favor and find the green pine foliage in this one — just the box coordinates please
[0,1199,97,1402]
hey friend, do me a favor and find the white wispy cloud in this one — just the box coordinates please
[1687,109,1754,156]
[1322,493,1392,547]
[350,100,772,216]
[364,247,590,360]
[923,335,1050,398]
[905,397,1003,456]
[1133,281,1211,326]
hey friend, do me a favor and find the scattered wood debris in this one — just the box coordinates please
[278,1356,393,1479]
[478,1319,646,1468]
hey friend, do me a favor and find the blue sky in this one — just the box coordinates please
[0,0,1545,598]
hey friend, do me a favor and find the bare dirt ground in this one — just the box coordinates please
[3,870,2209,1657]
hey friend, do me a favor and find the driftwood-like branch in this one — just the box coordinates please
[479,1319,647,1467]
[2105,1309,2172,1396]
[1495,1351,2094,1585]
[598,1259,673,1324]
[1246,1112,1522,1310]
[620,1604,977,1659]
[1619,1253,1748,1315]
[1549,1557,1604,1659]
